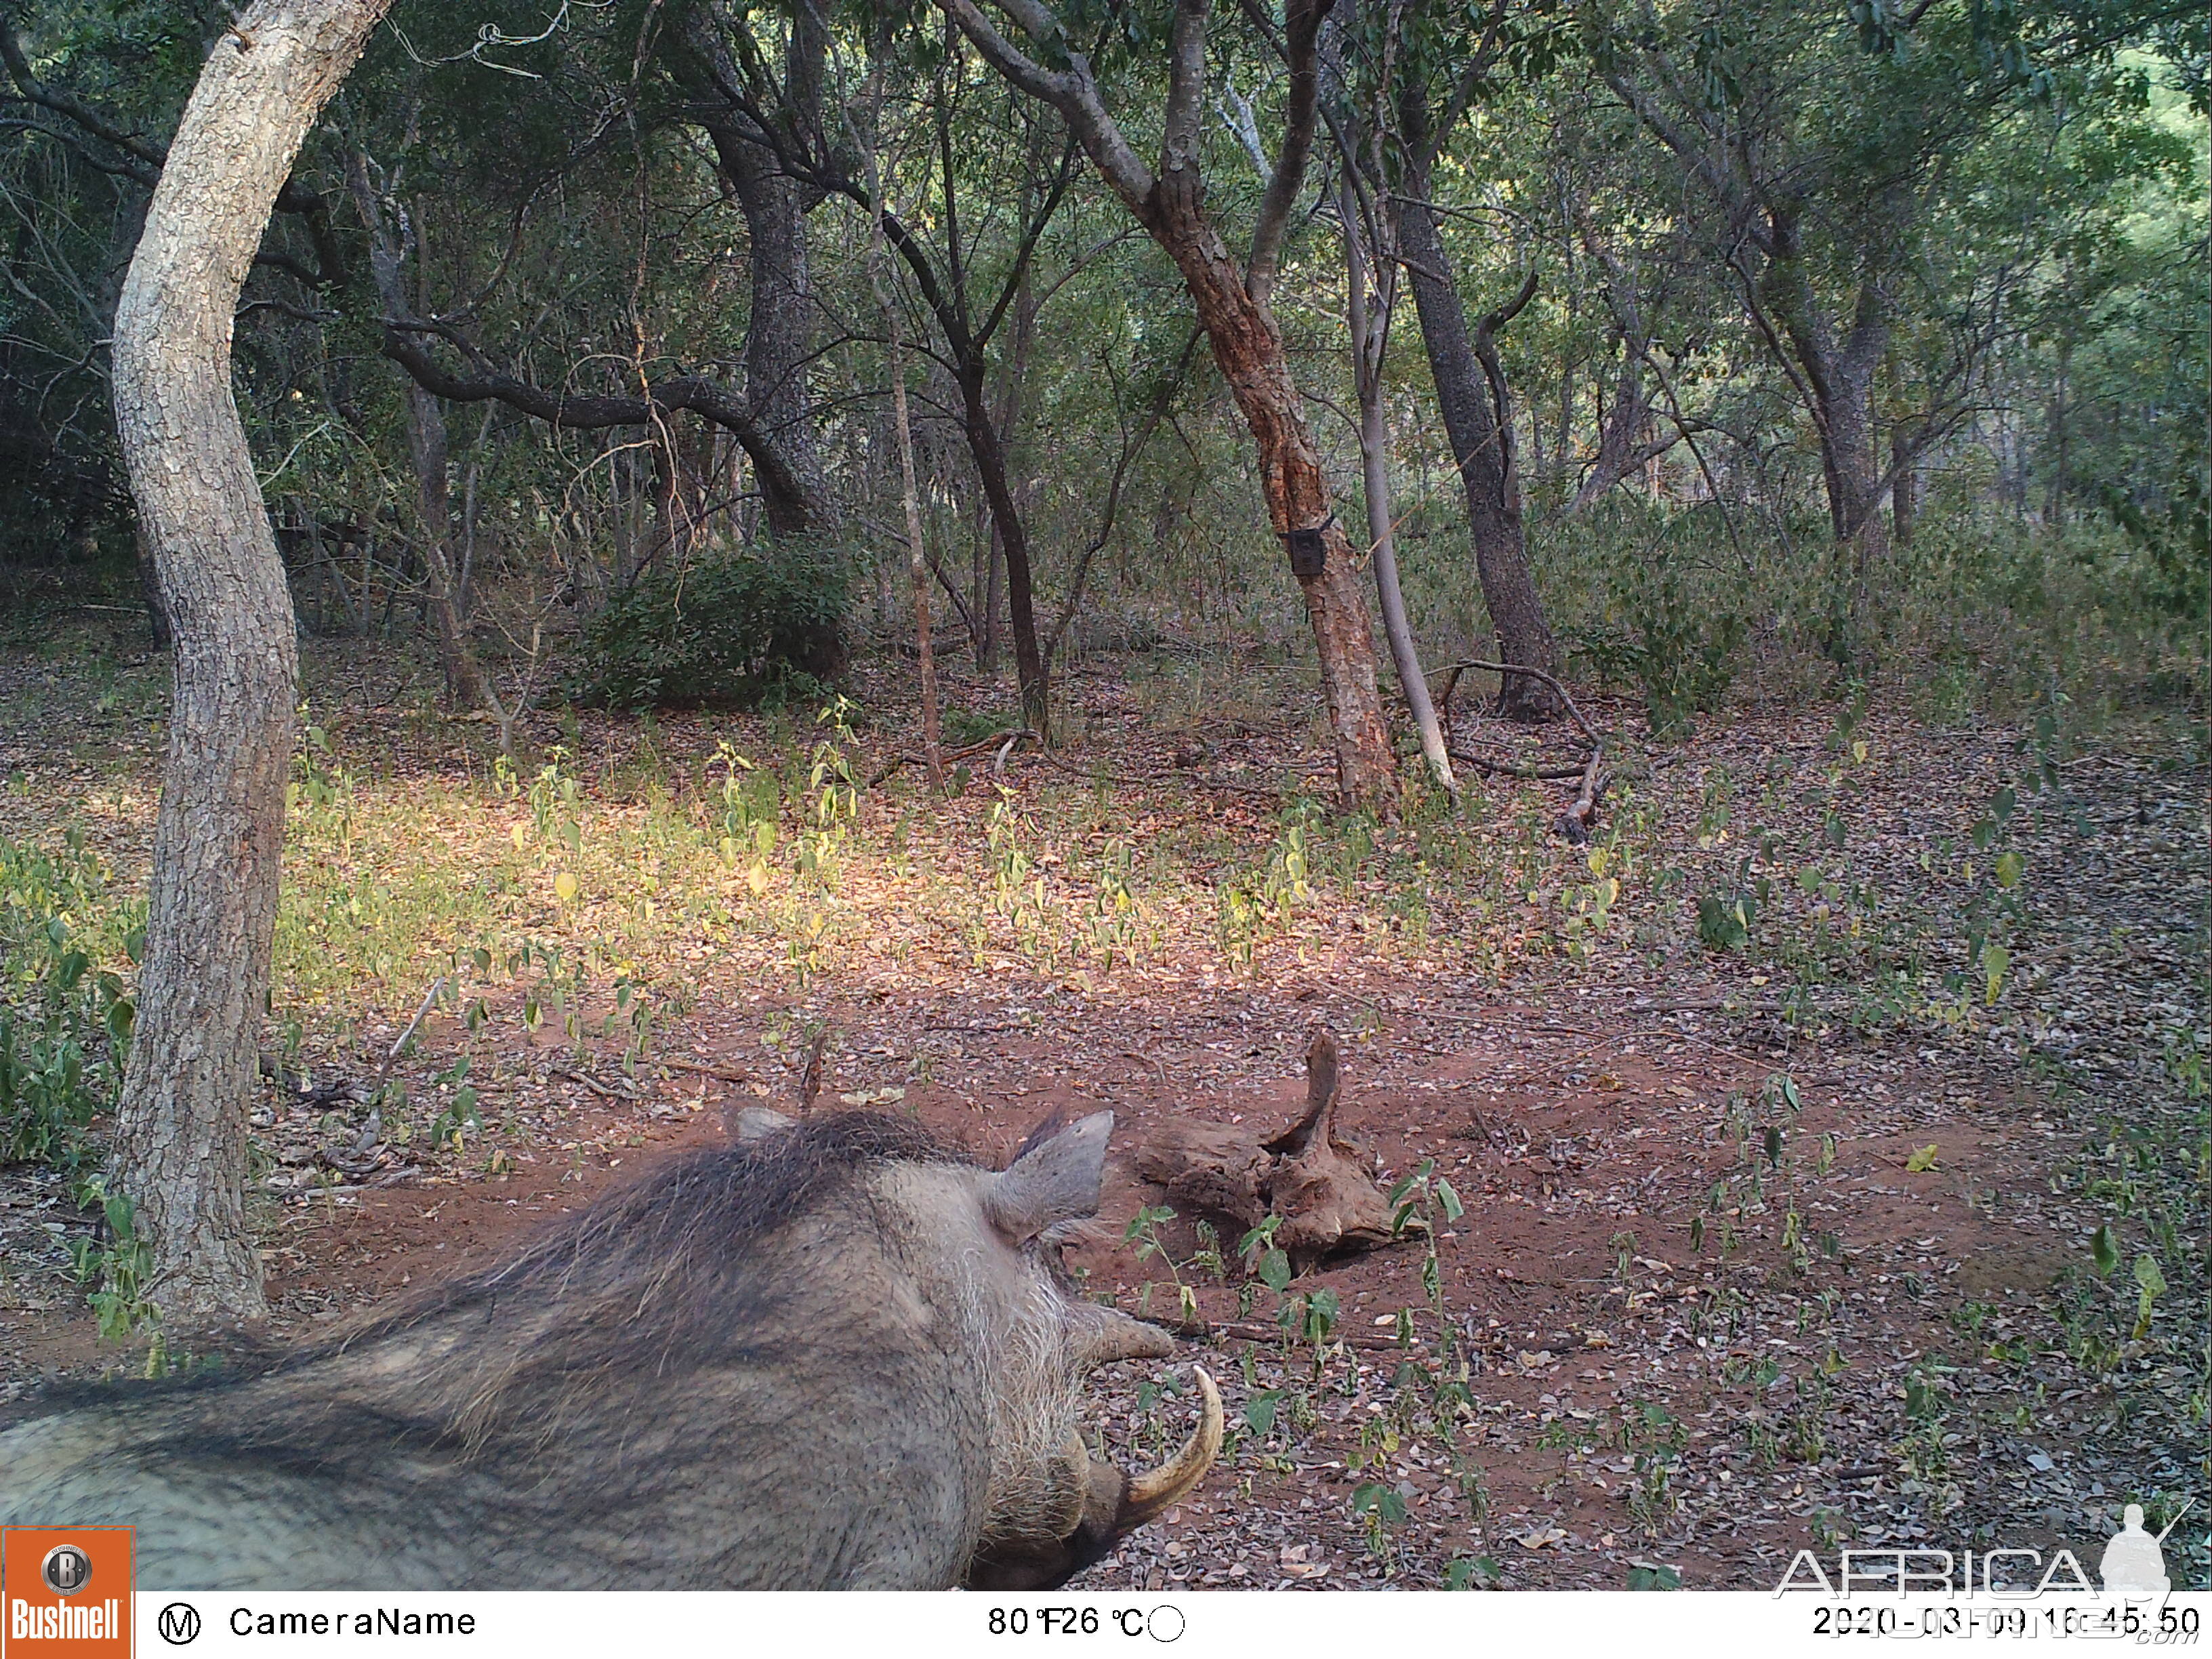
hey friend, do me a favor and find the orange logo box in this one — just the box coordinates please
[1,1530,132,1659]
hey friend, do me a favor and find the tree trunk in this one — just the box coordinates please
[861,70,942,787]
[1891,419,1917,551]
[399,381,490,708]
[132,519,173,651]
[1393,146,1561,720]
[674,12,832,540]
[937,0,1394,808]
[1570,350,1650,514]
[345,153,490,710]
[957,361,1050,737]
[1151,216,1395,804]
[2045,337,2070,522]
[1765,255,1889,653]
[1341,179,1452,795]
[980,521,1004,671]
[1809,363,1890,647]
[109,0,393,1326]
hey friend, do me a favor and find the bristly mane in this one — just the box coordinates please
[343,1108,968,1351]
[3,1112,968,1431]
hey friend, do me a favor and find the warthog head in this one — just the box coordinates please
[1,1108,1218,1591]
[733,1105,1223,1589]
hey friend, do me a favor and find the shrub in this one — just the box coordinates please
[1565,506,1746,737]
[0,831,135,1169]
[570,539,850,711]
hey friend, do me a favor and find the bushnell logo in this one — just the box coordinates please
[1,1527,134,1654]
[37,1547,91,1597]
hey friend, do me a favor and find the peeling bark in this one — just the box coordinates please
[939,0,1397,808]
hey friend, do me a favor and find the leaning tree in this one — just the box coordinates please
[939,0,1400,807]
[109,0,396,1322]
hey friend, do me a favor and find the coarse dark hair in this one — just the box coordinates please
[4,1112,969,1442]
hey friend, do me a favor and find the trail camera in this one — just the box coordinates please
[1284,523,1328,577]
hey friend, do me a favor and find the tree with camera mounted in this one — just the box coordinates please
[938,0,1399,808]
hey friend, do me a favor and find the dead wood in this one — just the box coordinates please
[1431,657,1605,839]
[1263,1028,1401,1259]
[1132,1025,1408,1269]
[796,1025,830,1112]
[1134,1120,1272,1225]
[1556,747,1609,844]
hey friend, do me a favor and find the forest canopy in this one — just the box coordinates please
[0,0,2200,733]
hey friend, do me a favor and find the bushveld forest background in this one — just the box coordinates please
[0,0,2204,1592]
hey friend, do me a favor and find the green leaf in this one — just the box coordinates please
[1904,1144,1939,1172]
[2132,1254,2166,1297]
[1994,851,2024,888]
[2091,1223,2118,1277]
[1243,1391,1280,1435]
[1696,893,1751,951]
[1435,1179,1464,1223]
[1351,1482,1408,1523]
[1256,1248,1292,1292]
[1982,943,2009,1004]
[1627,1562,1683,1591]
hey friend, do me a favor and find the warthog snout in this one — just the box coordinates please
[966,1368,1223,1591]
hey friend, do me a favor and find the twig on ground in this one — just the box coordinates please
[1167,1317,1417,1353]
[798,1025,830,1112]
[551,1065,634,1100]
[865,730,1038,787]
[1429,658,1598,748]
[375,978,445,1079]
[1446,749,1589,781]
[1432,658,1605,836]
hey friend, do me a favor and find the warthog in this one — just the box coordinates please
[0,1109,1220,1589]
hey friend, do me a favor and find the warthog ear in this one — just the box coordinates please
[986,1109,1113,1243]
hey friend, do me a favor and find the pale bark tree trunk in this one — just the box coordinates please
[1340,177,1452,794]
[1891,419,1917,551]
[110,0,394,1326]
[1393,129,1561,720]
[861,73,943,787]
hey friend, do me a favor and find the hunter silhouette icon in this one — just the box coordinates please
[2098,1504,2170,1595]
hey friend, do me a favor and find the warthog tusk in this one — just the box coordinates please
[1117,1368,1222,1528]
